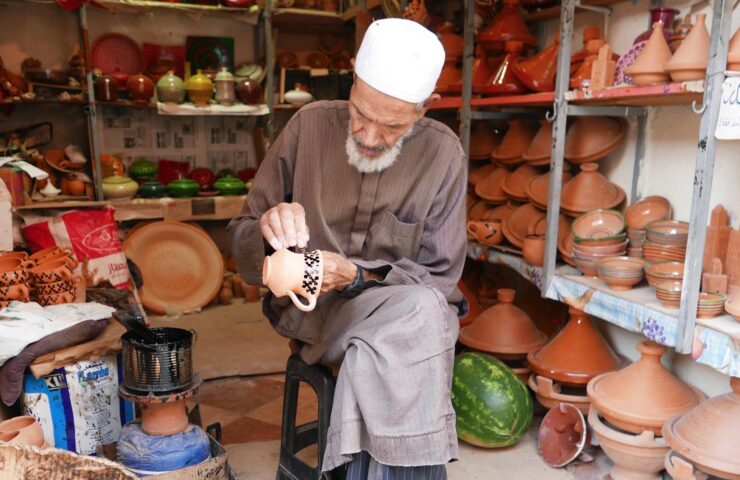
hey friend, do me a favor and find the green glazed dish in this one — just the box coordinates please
[129,159,158,180]
[138,181,167,198]
[167,177,200,198]
[214,174,246,196]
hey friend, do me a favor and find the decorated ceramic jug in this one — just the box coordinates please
[262,249,323,312]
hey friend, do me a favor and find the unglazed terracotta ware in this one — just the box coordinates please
[186,69,214,106]
[482,201,517,224]
[263,249,323,312]
[528,375,591,414]
[665,14,709,82]
[572,209,625,241]
[588,408,669,480]
[528,306,623,386]
[468,200,491,222]
[468,49,496,93]
[512,35,559,92]
[587,341,704,435]
[491,119,537,164]
[728,28,740,71]
[476,0,536,52]
[663,377,740,480]
[696,292,725,319]
[0,416,44,447]
[522,120,552,166]
[436,59,462,93]
[523,235,545,267]
[474,164,510,204]
[570,39,603,89]
[502,202,546,248]
[538,403,588,468]
[469,122,500,160]
[30,259,75,284]
[525,169,573,210]
[459,288,548,358]
[0,283,29,301]
[645,261,684,288]
[469,163,496,186]
[564,117,627,164]
[624,195,671,230]
[597,256,645,291]
[140,399,189,436]
[560,163,626,217]
[126,74,154,104]
[467,221,503,246]
[156,70,186,104]
[479,41,529,96]
[625,22,673,85]
[501,163,540,201]
[571,25,602,72]
[703,205,731,274]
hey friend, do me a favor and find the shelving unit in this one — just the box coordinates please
[458,0,738,361]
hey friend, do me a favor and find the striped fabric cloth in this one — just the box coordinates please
[344,450,447,480]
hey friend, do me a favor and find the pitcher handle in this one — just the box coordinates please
[288,291,317,312]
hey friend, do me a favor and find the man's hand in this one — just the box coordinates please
[320,251,358,294]
[260,202,309,251]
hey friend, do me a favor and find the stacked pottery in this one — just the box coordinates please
[469,163,497,188]
[663,377,740,480]
[570,209,627,277]
[643,220,688,264]
[522,119,552,166]
[0,253,33,308]
[624,195,672,258]
[665,14,710,82]
[525,164,573,210]
[587,341,705,480]
[491,119,537,165]
[597,256,645,291]
[475,163,510,204]
[501,202,546,249]
[27,247,80,306]
[459,288,548,383]
[560,163,626,217]
[527,306,623,414]
[645,261,684,288]
[501,163,541,202]
[469,122,501,160]
[695,292,725,319]
[564,117,627,164]
[0,415,47,448]
[625,22,673,86]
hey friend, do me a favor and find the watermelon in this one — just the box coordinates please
[451,352,533,448]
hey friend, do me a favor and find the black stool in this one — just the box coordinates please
[277,353,337,480]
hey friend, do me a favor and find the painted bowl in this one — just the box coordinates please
[572,209,625,241]
[624,196,671,230]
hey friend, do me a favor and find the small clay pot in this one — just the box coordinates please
[35,279,78,296]
[522,235,545,267]
[262,249,323,312]
[235,77,262,105]
[0,416,44,447]
[36,251,77,270]
[94,75,118,101]
[0,283,29,301]
[126,74,155,104]
[0,267,29,287]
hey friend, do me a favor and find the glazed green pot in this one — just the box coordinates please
[214,174,246,196]
[129,159,158,181]
[167,177,200,198]
[102,175,139,199]
[138,181,167,198]
[156,71,186,104]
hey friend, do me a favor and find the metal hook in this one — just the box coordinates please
[691,100,707,115]
[545,108,557,122]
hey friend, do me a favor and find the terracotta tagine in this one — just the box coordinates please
[214,174,246,195]
[167,176,200,198]
[214,67,236,106]
[439,23,464,60]
[560,163,626,217]
[570,39,603,89]
[469,163,497,187]
[665,13,709,82]
[527,306,623,386]
[491,118,537,164]
[236,77,262,105]
[138,181,167,198]
[525,167,573,211]
[263,249,323,312]
[474,163,510,204]
[528,374,591,414]
[670,15,693,53]
[467,47,496,93]
[156,70,186,104]
[625,22,673,86]
[634,7,679,44]
[126,74,155,104]
[501,202,546,248]
[476,0,536,53]
[94,74,118,101]
[538,403,589,468]
[102,174,139,199]
[436,59,463,94]
[469,122,501,160]
[663,377,740,480]
[522,235,545,266]
[482,201,517,224]
[512,35,559,92]
[521,119,552,166]
[571,26,602,73]
[186,69,214,107]
[501,163,540,201]
[468,200,491,222]
[728,27,740,71]
[479,41,529,96]
[587,341,705,435]
[564,116,627,164]
[459,288,548,359]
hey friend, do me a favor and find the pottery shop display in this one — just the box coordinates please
[665,14,709,82]
[645,261,684,288]
[512,35,559,92]
[126,74,155,104]
[491,119,537,165]
[236,77,262,105]
[571,209,625,242]
[625,22,673,86]
[214,67,236,106]
[467,221,503,247]
[522,235,545,267]
[521,120,552,166]
[663,377,740,480]
[167,177,200,198]
[597,256,645,291]
[528,306,623,387]
[696,292,725,318]
[474,163,510,204]
[654,280,683,309]
[528,374,591,414]
[624,195,672,231]
[124,221,224,314]
[102,174,139,199]
[643,220,688,264]
[469,163,497,187]
[263,249,323,312]
[560,163,626,217]
[94,75,118,101]
[478,41,529,96]
[156,70,186,104]
[501,163,540,201]
[537,403,588,468]
[186,70,214,106]
[476,0,536,53]
[570,39,603,89]
[502,202,546,248]
[525,168,573,210]
[214,174,246,195]
[469,122,501,160]
[564,117,626,164]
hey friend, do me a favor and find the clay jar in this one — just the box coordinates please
[459,288,548,358]
[522,235,545,267]
[156,70,186,104]
[527,306,623,386]
[587,341,705,435]
[186,70,214,107]
[625,22,673,85]
[214,67,236,106]
[94,75,118,102]
[262,249,323,312]
[665,14,710,82]
[235,77,262,105]
[512,35,559,92]
[126,74,155,104]
[467,221,503,247]
[0,416,44,447]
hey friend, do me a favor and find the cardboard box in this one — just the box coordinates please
[0,167,28,206]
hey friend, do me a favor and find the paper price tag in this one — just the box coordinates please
[715,75,740,140]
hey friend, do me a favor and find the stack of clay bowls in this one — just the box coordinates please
[695,292,725,319]
[587,341,705,480]
[27,247,79,306]
[0,253,34,308]
[643,220,688,263]
[0,415,48,448]
[654,280,683,309]
[570,209,627,277]
[459,288,548,382]
[527,306,623,413]
[624,195,672,258]
[644,261,684,288]
[597,256,645,291]
[663,377,740,480]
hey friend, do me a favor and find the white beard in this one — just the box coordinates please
[345,125,412,174]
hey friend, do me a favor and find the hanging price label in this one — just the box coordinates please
[715,75,740,140]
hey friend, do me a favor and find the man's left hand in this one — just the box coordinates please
[320,251,357,294]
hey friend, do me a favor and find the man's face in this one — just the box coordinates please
[347,78,423,159]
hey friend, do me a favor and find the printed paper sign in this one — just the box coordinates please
[716,75,740,140]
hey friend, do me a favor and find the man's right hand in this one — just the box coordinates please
[260,202,309,251]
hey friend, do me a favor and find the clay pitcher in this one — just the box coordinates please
[263,249,323,312]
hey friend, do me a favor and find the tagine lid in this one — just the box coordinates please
[564,116,627,164]
[560,163,626,215]
[501,163,540,201]
[474,164,511,203]
[625,21,673,76]
[459,288,548,356]
[522,120,553,165]
[662,377,740,477]
[527,306,624,386]
[470,123,501,160]
[525,168,573,210]
[469,163,497,187]
[588,341,705,435]
[665,13,710,71]
[491,119,537,163]
[501,202,545,248]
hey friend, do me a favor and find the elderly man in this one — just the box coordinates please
[229,18,466,479]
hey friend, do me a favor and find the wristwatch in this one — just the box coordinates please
[340,264,365,298]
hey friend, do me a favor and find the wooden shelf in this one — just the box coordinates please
[524,0,628,22]
[2,98,87,106]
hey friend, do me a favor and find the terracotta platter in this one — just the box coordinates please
[123,221,224,314]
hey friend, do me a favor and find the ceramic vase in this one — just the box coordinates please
[126,74,154,104]
[665,14,709,82]
[236,77,262,105]
[262,249,323,312]
[186,70,214,107]
[94,75,118,102]
[634,7,679,44]
[214,67,236,106]
[156,71,186,104]
[625,22,673,85]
